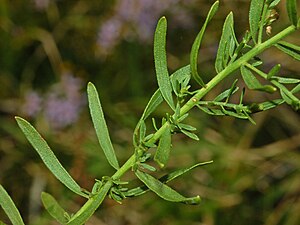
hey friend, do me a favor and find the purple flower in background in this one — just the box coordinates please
[44,73,86,129]
[96,0,194,55]
[22,91,43,117]
[97,18,122,54]
[33,0,50,11]
[20,73,86,130]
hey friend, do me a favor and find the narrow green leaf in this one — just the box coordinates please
[133,89,163,146]
[181,129,199,141]
[170,65,191,95]
[214,88,239,102]
[215,12,235,73]
[139,120,146,142]
[286,0,298,26]
[178,123,197,131]
[190,1,219,87]
[87,82,119,170]
[267,64,281,79]
[269,0,281,8]
[15,117,88,198]
[0,185,25,225]
[280,89,300,110]
[275,41,300,60]
[272,76,300,84]
[292,83,300,93]
[249,0,264,43]
[41,192,69,224]
[154,17,175,110]
[249,99,284,112]
[135,170,201,205]
[197,105,225,116]
[126,161,213,197]
[141,89,163,121]
[0,221,7,225]
[241,66,277,93]
[154,124,172,168]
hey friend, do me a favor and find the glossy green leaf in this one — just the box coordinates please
[154,123,172,168]
[267,64,281,79]
[215,12,235,73]
[0,184,25,225]
[154,17,175,110]
[87,82,119,170]
[275,41,300,61]
[249,0,264,43]
[41,192,69,224]
[240,66,277,93]
[135,170,201,205]
[15,117,88,198]
[286,0,298,26]
[66,180,112,225]
[126,161,213,197]
[190,1,219,87]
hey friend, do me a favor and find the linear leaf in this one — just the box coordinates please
[272,76,300,84]
[214,87,239,102]
[170,65,191,95]
[0,184,25,225]
[87,82,119,170]
[215,12,235,73]
[154,17,175,110]
[15,117,88,198]
[292,83,300,93]
[141,90,163,121]
[41,192,69,224]
[135,170,201,205]
[190,1,219,87]
[286,0,298,26]
[126,161,213,197]
[249,0,264,43]
[154,124,172,168]
[181,129,199,141]
[275,41,300,60]
[267,64,281,79]
[269,0,281,8]
[241,66,276,93]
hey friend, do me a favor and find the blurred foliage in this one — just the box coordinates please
[0,0,299,224]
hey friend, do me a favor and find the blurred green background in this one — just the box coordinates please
[0,0,299,224]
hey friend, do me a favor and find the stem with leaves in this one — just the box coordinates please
[1,0,299,224]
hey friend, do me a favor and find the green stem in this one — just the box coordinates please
[69,23,297,225]
[111,24,296,181]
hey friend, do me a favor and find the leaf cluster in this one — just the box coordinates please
[1,0,299,224]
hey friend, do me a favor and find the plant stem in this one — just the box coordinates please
[111,24,297,182]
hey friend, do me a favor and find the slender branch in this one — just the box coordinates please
[111,24,297,180]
